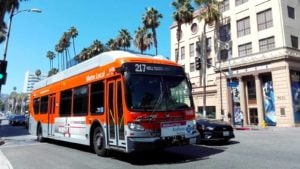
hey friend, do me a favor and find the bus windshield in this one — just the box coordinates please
[125,73,194,111]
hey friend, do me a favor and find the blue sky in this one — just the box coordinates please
[0,0,176,94]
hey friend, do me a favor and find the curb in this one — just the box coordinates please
[0,150,13,169]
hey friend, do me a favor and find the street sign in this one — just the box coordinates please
[227,81,238,87]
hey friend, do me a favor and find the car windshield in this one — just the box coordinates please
[124,74,193,111]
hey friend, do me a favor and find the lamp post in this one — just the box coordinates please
[3,6,42,61]
[0,5,41,94]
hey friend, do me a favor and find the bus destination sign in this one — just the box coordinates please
[122,63,184,75]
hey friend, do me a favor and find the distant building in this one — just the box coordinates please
[23,71,47,94]
[170,0,300,127]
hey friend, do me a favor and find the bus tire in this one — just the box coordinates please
[37,124,44,142]
[93,126,107,156]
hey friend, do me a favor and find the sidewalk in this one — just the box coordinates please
[0,139,13,169]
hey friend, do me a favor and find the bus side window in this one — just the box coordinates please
[73,85,88,116]
[60,89,72,117]
[33,98,40,114]
[40,96,49,114]
[90,81,104,115]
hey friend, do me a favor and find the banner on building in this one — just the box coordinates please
[262,81,276,126]
[291,71,300,123]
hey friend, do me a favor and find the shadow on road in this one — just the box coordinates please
[41,139,238,165]
[111,145,225,165]
[0,125,29,137]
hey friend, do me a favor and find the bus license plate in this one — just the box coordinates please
[161,121,187,137]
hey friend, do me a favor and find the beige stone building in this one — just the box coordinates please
[170,0,300,127]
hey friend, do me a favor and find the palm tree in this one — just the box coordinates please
[48,68,58,77]
[46,51,55,70]
[134,26,153,54]
[0,0,20,40]
[142,7,163,55]
[172,0,194,63]
[10,86,17,113]
[194,0,221,117]
[59,32,71,69]
[55,43,63,71]
[35,69,41,80]
[69,26,78,57]
[117,29,132,50]
[106,38,119,51]
[90,39,105,57]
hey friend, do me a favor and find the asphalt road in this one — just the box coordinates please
[1,123,300,169]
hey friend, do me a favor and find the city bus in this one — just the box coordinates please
[29,50,198,156]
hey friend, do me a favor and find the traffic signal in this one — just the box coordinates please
[0,60,7,85]
[195,56,201,70]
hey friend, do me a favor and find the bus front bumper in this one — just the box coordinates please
[127,134,197,153]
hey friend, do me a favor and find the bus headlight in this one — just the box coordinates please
[128,122,145,131]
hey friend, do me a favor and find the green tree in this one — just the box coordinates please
[117,29,132,50]
[69,26,78,57]
[59,32,71,69]
[134,26,153,54]
[194,0,221,117]
[0,0,20,42]
[172,0,194,63]
[106,38,119,51]
[46,51,55,70]
[142,7,162,55]
[55,43,63,71]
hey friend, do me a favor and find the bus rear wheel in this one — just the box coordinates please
[93,126,108,156]
[37,125,44,142]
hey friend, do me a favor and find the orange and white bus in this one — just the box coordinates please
[29,50,198,156]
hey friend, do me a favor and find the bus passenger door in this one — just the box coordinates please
[107,78,125,147]
[48,94,55,136]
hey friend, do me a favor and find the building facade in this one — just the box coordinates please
[23,71,47,94]
[170,0,300,127]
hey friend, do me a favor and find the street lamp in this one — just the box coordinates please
[0,5,41,92]
[2,6,42,61]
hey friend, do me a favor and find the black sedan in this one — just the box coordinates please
[9,115,26,126]
[196,118,235,143]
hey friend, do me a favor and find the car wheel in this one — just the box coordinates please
[92,126,108,156]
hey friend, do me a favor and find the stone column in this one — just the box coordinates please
[238,77,247,125]
[255,74,264,126]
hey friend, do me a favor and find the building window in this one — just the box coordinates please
[206,38,212,52]
[191,23,198,34]
[175,48,179,60]
[90,81,104,115]
[220,49,229,60]
[247,80,256,100]
[236,0,248,6]
[219,0,229,13]
[196,41,201,57]
[238,43,252,57]
[207,58,212,68]
[190,63,195,72]
[73,85,88,116]
[257,9,273,31]
[291,35,298,49]
[181,46,185,60]
[237,17,250,37]
[288,6,295,19]
[189,43,195,58]
[219,24,231,42]
[259,36,275,52]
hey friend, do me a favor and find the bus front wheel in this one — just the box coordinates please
[93,126,108,156]
[37,125,44,142]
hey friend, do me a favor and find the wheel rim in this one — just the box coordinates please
[95,129,103,150]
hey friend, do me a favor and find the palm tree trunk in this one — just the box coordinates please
[152,28,158,55]
[176,24,182,63]
[72,38,76,57]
